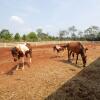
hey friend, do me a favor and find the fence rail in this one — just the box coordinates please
[0,41,100,48]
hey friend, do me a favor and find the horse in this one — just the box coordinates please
[11,43,32,70]
[66,42,88,67]
[71,47,88,59]
[53,44,67,56]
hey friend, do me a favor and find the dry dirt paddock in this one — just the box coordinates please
[0,43,100,100]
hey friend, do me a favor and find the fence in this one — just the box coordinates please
[0,41,100,48]
[0,41,68,48]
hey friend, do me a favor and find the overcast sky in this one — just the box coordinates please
[0,0,100,35]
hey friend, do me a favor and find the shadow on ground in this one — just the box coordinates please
[6,62,30,75]
[45,57,100,100]
[59,59,82,68]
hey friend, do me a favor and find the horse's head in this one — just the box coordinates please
[26,43,32,49]
[11,47,19,62]
[83,55,87,66]
[81,51,87,67]
[85,47,88,52]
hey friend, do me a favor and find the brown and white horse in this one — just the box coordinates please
[53,44,67,56]
[66,42,88,67]
[11,43,32,70]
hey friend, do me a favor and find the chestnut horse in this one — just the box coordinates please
[66,42,88,67]
[11,43,32,70]
[71,47,88,59]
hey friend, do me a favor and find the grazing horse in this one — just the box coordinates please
[71,47,88,59]
[53,45,67,53]
[53,45,67,56]
[11,43,32,70]
[66,42,88,67]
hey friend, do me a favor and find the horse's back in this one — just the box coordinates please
[16,44,30,54]
[68,42,83,53]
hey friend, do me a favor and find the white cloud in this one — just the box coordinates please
[10,16,24,24]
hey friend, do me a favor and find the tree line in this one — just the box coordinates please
[0,25,100,42]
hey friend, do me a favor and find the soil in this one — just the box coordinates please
[0,43,100,100]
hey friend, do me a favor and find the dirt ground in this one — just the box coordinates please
[0,43,100,100]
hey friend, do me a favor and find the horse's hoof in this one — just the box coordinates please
[16,68,19,70]
[22,67,24,70]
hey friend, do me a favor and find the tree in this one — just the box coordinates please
[68,26,77,38]
[14,33,21,41]
[27,32,38,42]
[84,27,92,35]
[0,29,12,41]
[36,28,43,35]
[88,34,96,41]
[84,26,100,40]
[22,34,27,41]
[97,32,100,41]
[78,31,83,38]
[37,32,49,41]
[71,33,77,40]
[91,26,100,34]
[36,28,43,41]
[58,30,66,40]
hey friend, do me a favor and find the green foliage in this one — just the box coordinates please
[58,30,66,40]
[0,29,12,41]
[97,32,100,41]
[27,32,38,42]
[0,26,100,42]
[14,33,21,41]
[22,34,27,41]
[71,33,77,40]
[36,28,43,35]
[68,26,77,35]
[37,32,52,41]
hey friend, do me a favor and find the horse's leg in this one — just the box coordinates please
[68,50,70,61]
[22,57,25,70]
[16,59,20,70]
[53,47,55,52]
[60,49,63,57]
[70,51,72,58]
[68,50,69,60]
[29,58,32,63]
[76,54,79,64]
[57,50,60,57]
[72,52,74,59]
[62,49,65,57]
[16,62,19,70]
[29,50,32,63]
[80,54,86,67]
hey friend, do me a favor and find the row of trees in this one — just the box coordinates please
[0,26,100,42]
[0,29,56,42]
[58,26,100,41]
